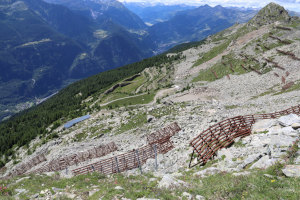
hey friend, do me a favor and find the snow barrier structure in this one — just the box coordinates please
[72,122,181,176]
[147,122,182,145]
[1,142,117,179]
[32,142,117,174]
[9,154,47,176]
[189,105,300,167]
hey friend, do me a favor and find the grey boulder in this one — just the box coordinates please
[282,165,300,177]
[278,114,300,127]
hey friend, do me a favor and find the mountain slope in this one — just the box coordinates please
[1,6,300,199]
[0,0,84,106]
[0,1,263,120]
[124,2,197,25]
[69,28,155,78]
[44,0,147,30]
[289,10,300,17]
[148,5,257,52]
[0,52,180,165]
[0,0,155,120]
[0,1,300,164]
[23,0,96,44]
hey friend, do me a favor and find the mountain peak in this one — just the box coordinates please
[248,2,291,26]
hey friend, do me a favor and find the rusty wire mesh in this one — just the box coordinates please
[72,123,181,176]
[32,142,117,174]
[146,122,181,145]
[275,26,292,31]
[282,76,286,84]
[249,66,262,75]
[189,105,300,167]
[263,57,285,70]
[9,154,47,177]
[241,64,248,71]
[282,82,295,90]
[72,141,173,176]
[211,70,218,79]
[277,49,300,61]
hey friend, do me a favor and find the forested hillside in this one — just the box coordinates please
[0,53,180,167]
[0,0,154,121]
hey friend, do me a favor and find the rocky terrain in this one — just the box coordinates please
[195,114,300,176]
[0,2,300,200]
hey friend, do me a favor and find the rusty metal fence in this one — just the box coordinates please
[72,122,181,176]
[10,154,47,177]
[147,122,181,145]
[32,142,117,174]
[72,141,173,175]
[189,105,300,167]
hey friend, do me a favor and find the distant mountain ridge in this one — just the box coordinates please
[0,0,261,120]
[148,4,257,52]
[124,2,197,25]
[0,0,154,120]
[289,10,300,17]
[44,0,147,30]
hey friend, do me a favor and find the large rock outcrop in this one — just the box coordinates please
[248,2,291,26]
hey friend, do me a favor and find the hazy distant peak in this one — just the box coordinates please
[90,0,125,9]
[214,5,223,9]
[7,1,28,11]
[45,0,125,10]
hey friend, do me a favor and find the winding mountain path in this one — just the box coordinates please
[99,93,147,107]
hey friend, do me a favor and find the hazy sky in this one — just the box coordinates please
[119,0,300,12]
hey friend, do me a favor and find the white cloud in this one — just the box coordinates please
[119,0,300,12]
